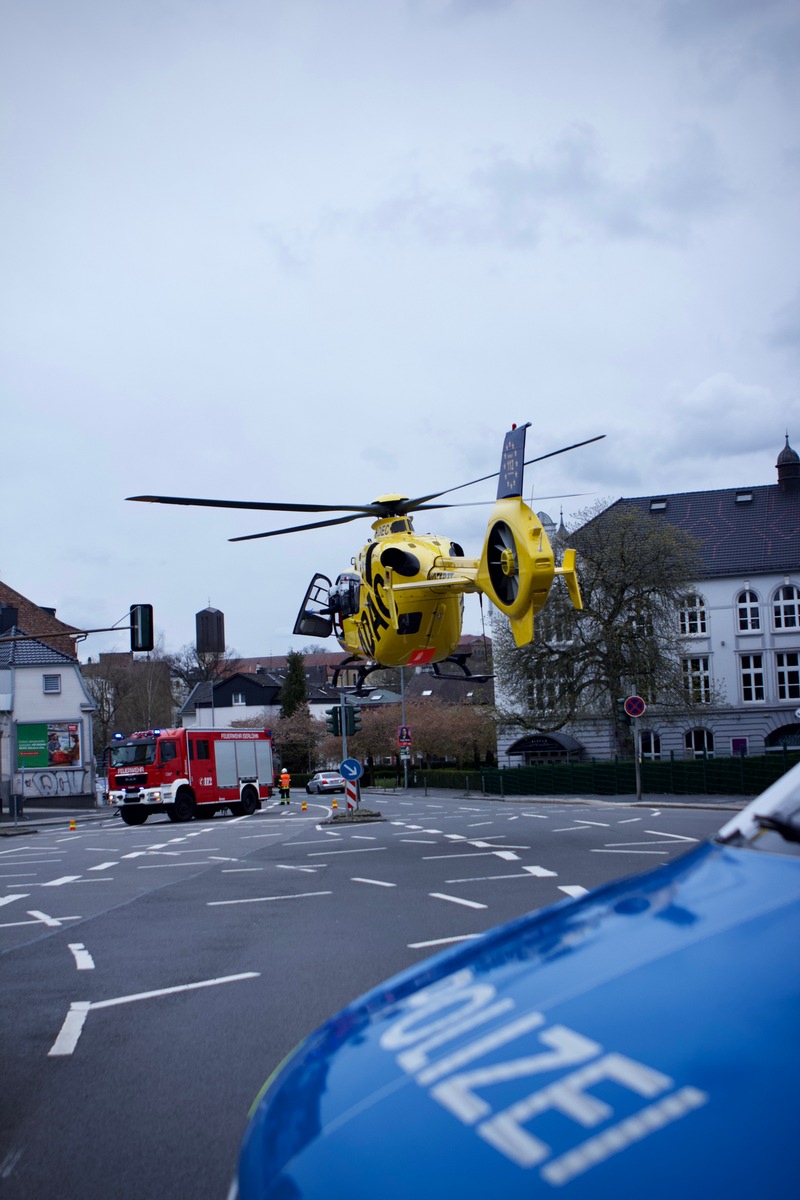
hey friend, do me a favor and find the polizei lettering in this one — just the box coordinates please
[377,969,708,1186]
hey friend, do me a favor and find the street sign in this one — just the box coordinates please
[624,695,647,718]
[399,748,411,760]
[340,757,363,781]
[398,725,412,747]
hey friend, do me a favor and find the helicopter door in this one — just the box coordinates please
[293,573,334,639]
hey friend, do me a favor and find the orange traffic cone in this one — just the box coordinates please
[332,797,338,810]
[69,819,77,831]
[301,798,307,811]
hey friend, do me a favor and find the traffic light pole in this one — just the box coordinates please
[340,698,348,761]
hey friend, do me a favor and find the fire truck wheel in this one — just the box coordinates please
[239,788,258,817]
[172,788,196,823]
[120,808,148,826]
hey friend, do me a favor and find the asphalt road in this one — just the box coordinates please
[0,791,731,1199]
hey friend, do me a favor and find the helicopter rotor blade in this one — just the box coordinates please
[127,494,381,516]
[229,513,368,542]
[401,434,605,510]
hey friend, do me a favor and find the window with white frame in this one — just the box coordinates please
[678,594,707,636]
[739,654,765,702]
[773,584,799,630]
[231,692,246,705]
[736,590,760,632]
[43,674,61,694]
[640,730,661,760]
[682,656,711,703]
[776,652,800,701]
[685,728,714,758]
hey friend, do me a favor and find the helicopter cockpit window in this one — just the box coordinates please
[390,520,408,534]
[332,573,361,619]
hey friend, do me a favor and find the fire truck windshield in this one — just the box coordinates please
[110,741,157,768]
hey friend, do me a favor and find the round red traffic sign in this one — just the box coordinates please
[624,695,646,718]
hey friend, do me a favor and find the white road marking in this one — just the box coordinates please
[68,943,95,970]
[408,934,482,949]
[48,972,260,1056]
[208,891,332,906]
[28,910,78,927]
[400,838,437,844]
[493,850,521,861]
[558,885,589,897]
[0,873,36,878]
[88,862,117,871]
[137,862,216,869]
[0,894,29,907]
[643,830,699,842]
[604,838,698,847]
[618,817,642,824]
[222,868,264,873]
[592,849,668,855]
[351,877,397,887]
[574,820,610,827]
[429,892,488,910]
[523,865,558,877]
[552,826,592,833]
[277,864,323,873]
[55,836,81,843]
[0,1147,23,1179]
[306,847,386,857]
[467,822,494,828]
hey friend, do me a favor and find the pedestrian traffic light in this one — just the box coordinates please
[345,705,362,736]
[325,707,341,736]
[130,604,154,652]
[615,698,631,726]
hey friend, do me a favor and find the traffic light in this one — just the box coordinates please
[130,604,154,652]
[615,698,631,726]
[345,705,362,736]
[325,707,341,737]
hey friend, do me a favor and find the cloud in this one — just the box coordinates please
[357,122,733,251]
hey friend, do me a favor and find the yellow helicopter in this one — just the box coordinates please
[129,423,602,682]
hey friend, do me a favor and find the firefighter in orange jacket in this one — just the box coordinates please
[279,768,291,804]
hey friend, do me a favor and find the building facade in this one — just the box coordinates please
[498,438,800,765]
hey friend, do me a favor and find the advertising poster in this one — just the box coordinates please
[17,722,82,768]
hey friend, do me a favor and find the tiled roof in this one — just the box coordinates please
[0,628,77,667]
[0,580,79,658]
[609,483,800,578]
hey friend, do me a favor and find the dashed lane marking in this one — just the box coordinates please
[207,891,332,907]
[429,892,488,910]
[408,934,482,949]
[558,885,589,897]
[68,943,95,970]
[351,877,397,887]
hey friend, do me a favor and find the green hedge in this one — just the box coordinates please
[407,751,800,798]
[491,753,800,797]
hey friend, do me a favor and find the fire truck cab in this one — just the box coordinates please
[107,727,274,826]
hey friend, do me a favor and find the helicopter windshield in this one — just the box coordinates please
[110,741,156,768]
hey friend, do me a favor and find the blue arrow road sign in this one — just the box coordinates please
[340,757,363,780]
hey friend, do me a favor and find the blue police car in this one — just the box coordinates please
[232,763,800,1199]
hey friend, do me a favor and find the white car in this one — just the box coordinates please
[305,771,346,794]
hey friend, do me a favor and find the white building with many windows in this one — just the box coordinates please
[499,437,800,764]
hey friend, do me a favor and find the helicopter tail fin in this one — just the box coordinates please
[554,548,583,611]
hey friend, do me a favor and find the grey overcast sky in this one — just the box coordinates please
[2,0,798,661]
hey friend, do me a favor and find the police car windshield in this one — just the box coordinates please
[110,742,156,767]
[717,765,800,858]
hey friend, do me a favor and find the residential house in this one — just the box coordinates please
[0,592,96,810]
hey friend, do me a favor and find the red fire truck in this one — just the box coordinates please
[107,727,274,826]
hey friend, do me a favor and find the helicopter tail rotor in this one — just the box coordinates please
[477,499,556,646]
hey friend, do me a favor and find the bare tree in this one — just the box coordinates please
[494,500,715,753]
